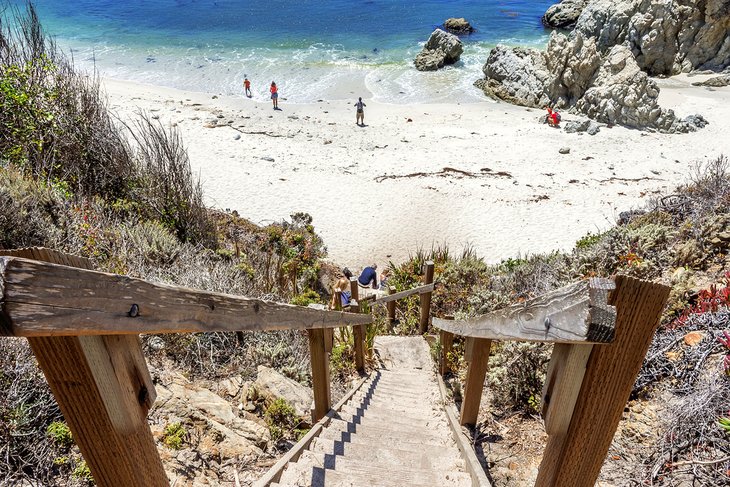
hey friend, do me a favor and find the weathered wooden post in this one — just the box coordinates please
[307,328,331,422]
[439,330,455,376]
[0,248,168,487]
[419,260,435,333]
[459,336,492,426]
[349,277,366,374]
[535,275,670,487]
[386,285,397,332]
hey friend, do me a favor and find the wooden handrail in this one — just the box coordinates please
[432,278,616,344]
[372,282,434,304]
[0,256,371,337]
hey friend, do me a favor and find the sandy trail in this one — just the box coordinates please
[104,73,730,268]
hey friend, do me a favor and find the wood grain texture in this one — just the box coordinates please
[541,343,593,436]
[3,248,167,487]
[433,279,617,344]
[419,261,435,333]
[0,256,371,337]
[372,283,435,305]
[350,301,366,374]
[535,275,670,487]
[308,328,331,422]
[386,286,396,332]
[460,337,491,427]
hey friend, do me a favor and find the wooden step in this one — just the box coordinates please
[335,404,449,430]
[310,436,465,471]
[318,417,450,446]
[278,450,471,487]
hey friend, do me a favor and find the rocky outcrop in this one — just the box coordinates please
[692,74,730,86]
[415,29,463,71]
[253,365,313,419]
[152,371,270,485]
[475,32,706,132]
[574,0,730,75]
[444,17,474,34]
[542,0,590,28]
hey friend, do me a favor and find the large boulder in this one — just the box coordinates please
[474,45,550,107]
[574,0,730,75]
[253,365,313,419]
[415,29,464,71]
[542,0,590,28]
[444,17,474,34]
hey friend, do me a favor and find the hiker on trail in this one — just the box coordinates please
[270,81,279,109]
[330,268,353,308]
[354,97,366,126]
[358,264,378,289]
[546,106,560,127]
[244,76,251,97]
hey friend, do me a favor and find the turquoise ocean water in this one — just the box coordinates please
[11,1,555,103]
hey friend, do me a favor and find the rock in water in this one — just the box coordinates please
[444,17,474,34]
[415,29,463,71]
[542,0,590,28]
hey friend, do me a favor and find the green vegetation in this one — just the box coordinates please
[264,398,307,443]
[46,421,72,449]
[162,422,186,450]
[71,460,93,483]
[291,288,321,307]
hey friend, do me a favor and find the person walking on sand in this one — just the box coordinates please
[270,81,279,110]
[244,76,251,97]
[354,97,366,126]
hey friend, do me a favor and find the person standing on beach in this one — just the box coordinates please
[270,81,279,109]
[354,97,366,126]
[244,76,251,97]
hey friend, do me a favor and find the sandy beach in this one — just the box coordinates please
[103,75,730,268]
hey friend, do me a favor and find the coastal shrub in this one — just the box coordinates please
[487,342,552,416]
[0,338,62,485]
[71,460,93,484]
[264,398,306,443]
[0,4,216,246]
[290,288,320,307]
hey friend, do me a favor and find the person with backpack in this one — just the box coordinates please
[354,97,366,126]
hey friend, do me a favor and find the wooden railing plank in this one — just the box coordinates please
[535,275,670,487]
[459,337,491,426]
[2,248,167,487]
[386,285,396,332]
[372,282,434,305]
[0,256,371,337]
[540,343,593,436]
[439,330,455,376]
[433,279,617,344]
[307,328,331,422]
[419,261,435,333]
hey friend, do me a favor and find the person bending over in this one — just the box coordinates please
[358,264,378,289]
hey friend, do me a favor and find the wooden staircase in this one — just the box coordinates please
[265,336,473,487]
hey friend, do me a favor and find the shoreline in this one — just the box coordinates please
[103,74,730,268]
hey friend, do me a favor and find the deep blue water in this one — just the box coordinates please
[8,1,556,102]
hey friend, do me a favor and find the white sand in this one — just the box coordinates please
[103,74,730,268]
